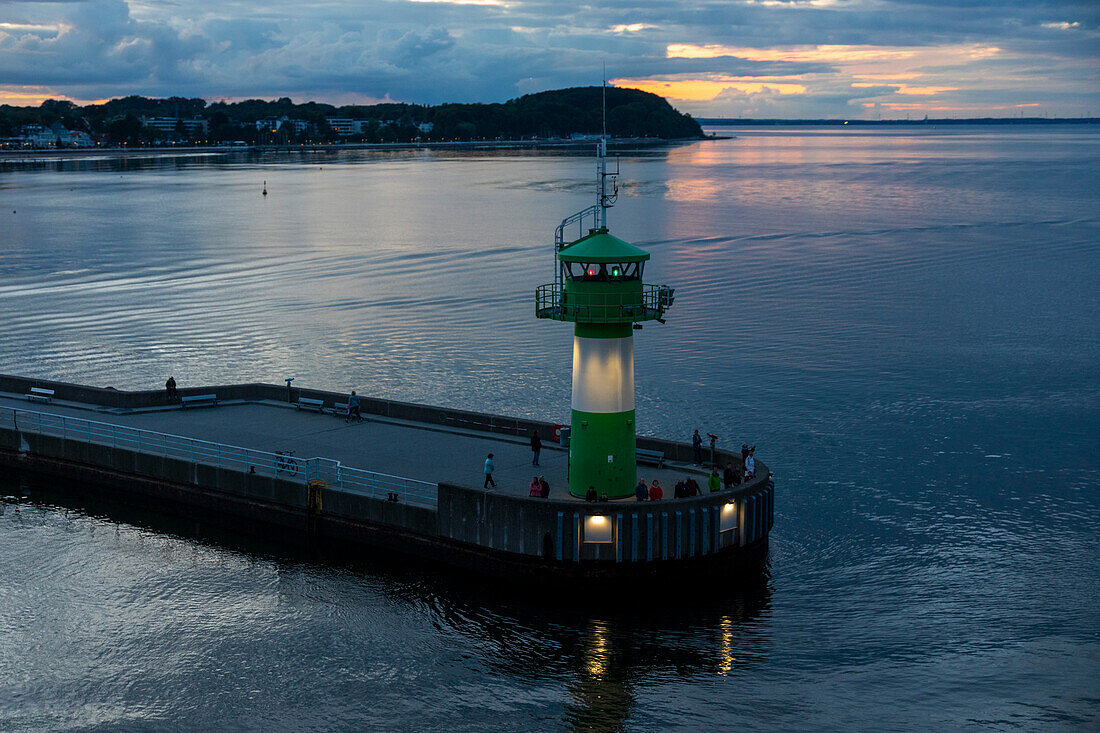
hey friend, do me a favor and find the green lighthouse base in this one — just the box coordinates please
[568,408,637,498]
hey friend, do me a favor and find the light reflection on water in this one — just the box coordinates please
[1,127,1098,730]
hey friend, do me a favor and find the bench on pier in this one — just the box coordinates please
[180,394,218,409]
[636,448,665,468]
[296,397,325,412]
[331,402,368,422]
[26,387,54,403]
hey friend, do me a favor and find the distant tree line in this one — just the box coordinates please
[0,87,703,147]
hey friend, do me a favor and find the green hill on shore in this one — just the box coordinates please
[0,87,703,146]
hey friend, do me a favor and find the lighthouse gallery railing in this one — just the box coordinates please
[0,405,437,508]
[534,283,674,323]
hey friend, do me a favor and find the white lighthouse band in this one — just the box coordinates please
[571,335,635,414]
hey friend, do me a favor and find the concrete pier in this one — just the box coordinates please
[0,374,774,588]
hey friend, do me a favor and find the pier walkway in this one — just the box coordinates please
[0,393,713,503]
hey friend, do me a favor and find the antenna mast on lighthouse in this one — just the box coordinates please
[597,66,618,229]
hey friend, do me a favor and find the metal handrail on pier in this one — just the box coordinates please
[0,405,438,508]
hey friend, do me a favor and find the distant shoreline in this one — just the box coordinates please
[0,136,705,163]
[696,117,1100,126]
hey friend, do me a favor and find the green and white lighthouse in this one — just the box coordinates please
[536,139,675,498]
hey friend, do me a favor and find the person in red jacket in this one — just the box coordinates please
[648,479,663,501]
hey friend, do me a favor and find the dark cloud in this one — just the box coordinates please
[0,0,1096,115]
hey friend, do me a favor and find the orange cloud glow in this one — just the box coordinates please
[0,87,109,106]
[667,43,921,63]
[642,42,1005,107]
[612,77,806,100]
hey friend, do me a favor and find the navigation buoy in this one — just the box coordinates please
[262,180,268,196]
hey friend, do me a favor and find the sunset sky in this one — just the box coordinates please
[0,0,1096,117]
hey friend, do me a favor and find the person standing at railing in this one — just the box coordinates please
[692,429,703,465]
[484,453,496,488]
[530,429,541,466]
[686,476,701,497]
[165,376,178,402]
[724,461,739,489]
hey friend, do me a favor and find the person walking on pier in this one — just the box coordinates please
[530,430,542,466]
[692,429,703,464]
[484,453,496,488]
[165,376,178,402]
[346,390,363,423]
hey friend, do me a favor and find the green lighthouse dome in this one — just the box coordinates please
[557,228,651,265]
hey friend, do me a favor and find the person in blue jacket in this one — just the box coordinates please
[692,429,703,464]
[484,453,496,488]
[346,390,362,423]
[635,478,649,501]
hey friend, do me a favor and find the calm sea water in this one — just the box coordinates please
[1,127,1098,730]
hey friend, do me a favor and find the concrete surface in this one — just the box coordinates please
[0,393,717,503]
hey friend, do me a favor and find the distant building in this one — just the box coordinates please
[69,131,94,147]
[325,117,364,136]
[140,117,209,136]
[418,122,434,133]
[21,124,62,147]
[256,117,313,135]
